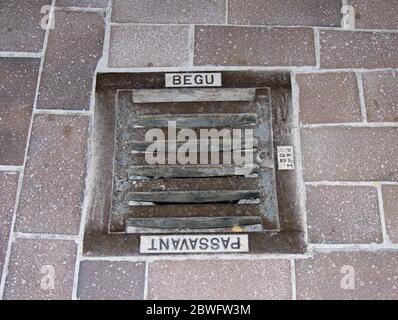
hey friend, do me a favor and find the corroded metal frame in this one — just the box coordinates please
[83,71,306,255]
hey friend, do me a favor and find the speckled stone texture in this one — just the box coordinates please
[0,58,40,166]
[296,251,398,300]
[148,259,292,299]
[77,261,146,300]
[228,0,341,27]
[382,185,398,243]
[1,0,398,301]
[109,25,191,68]
[306,186,382,244]
[320,30,398,69]
[0,172,19,275]
[297,72,362,124]
[194,26,316,67]
[3,239,77,300]
[15,115,89,235]
[362,70,398,122]
[112,0,226,24]
[301,127,398,181]
[0,0,50,52]
[37,10,104,110]
[348,0,398,30]
[57,0,109,7]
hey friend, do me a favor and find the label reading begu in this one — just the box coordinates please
[165,72,222,88]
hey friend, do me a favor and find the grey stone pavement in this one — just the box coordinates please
[0,0,398,300]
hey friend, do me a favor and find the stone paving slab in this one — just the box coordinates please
[15,115,89,235]
[77,260,146,300]
[320,30,398,69]
[112,0,226,24]
[228,0,341,27]
[297,72,362,124]
[37,10,105,110]
[306,185,382,244]
[148,259,292,300]
[362,70,398,122]
[0,0,50,52]
[348,0,398,30]
[381,185,398,243]
[109,24,191,68]
[1,1,398,301]
[296,251,398,300]
[194,26,316,67]
[301,127,398,181]
[3,238,77,300]
[0,172,19,276]
[0,58,40,166]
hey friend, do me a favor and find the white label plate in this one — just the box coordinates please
[277,146,295,170]
[165,72,222,88]
[140,234,248,254]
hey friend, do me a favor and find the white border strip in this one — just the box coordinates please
[225,0,229,25]
[290,259,296,300]
[143,261,149,300]
[13,232,79,241]
[314,28,321,68]
[0,173,23,298]
[356,72,368,123]
[55,6,106,13]
[377,184,391,244]
[0,52,42,58]
[188,24,195,66]
[301,122,398,128]
[306,181,398,186]
[308,243,398,251]
[96,65,398,74]
[0,165,23,172]
[34,109,91,116]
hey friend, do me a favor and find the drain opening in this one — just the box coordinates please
[85,71,307,255]
[112,87,279,234]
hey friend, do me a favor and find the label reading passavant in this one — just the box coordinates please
[140,234,248,254]
[277,146,295,170]
[165,72,222,88]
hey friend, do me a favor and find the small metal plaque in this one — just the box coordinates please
[140,234,249,254]
[277,146,295,170]
[165,72,222,88]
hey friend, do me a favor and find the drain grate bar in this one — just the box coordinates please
[132,88,256,103]
[126,216,263,233]
[131,113,257,128]
[128,165,259,178]
[127,190,261,205]
[129,126,256,141]
[130,177,259,192]
[130,138,258,152]
[126,204,263,218]
[129,151,255,166]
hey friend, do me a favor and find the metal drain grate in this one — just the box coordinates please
[112,87,279,234]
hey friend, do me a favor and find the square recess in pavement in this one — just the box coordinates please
[83,71,306,256]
